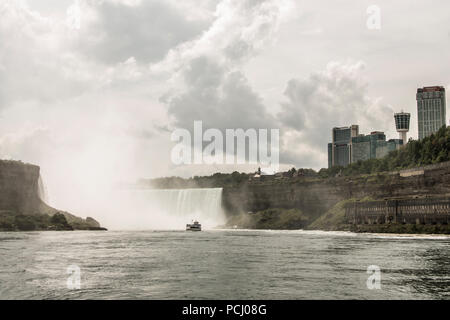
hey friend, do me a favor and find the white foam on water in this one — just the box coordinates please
[214,228,450,240]
[358,233,450,240]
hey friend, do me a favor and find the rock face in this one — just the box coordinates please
[222,163,450,224]
[0,161,42,215]
[0,160,105,231]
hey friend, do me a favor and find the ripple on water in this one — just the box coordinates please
[0,230,449,299]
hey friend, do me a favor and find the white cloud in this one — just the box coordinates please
[278,61,395,169]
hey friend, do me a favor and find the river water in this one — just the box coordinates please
[0,230,449,299]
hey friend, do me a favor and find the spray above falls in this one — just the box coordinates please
[112,188,225,230]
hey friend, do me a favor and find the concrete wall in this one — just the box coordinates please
[345,198,450,225]
[398,160,450,177]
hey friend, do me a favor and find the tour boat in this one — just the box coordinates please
[186,220,202,231]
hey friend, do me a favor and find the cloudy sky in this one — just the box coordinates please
[1,0,450,211]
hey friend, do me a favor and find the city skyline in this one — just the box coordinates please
[327,84,448,169]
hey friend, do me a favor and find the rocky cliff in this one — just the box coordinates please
[0,160,105,231]
[0,160,43,215]
[222,162,450,230]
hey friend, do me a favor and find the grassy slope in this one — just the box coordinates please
[226,208,310,230]
[306,199,356,231]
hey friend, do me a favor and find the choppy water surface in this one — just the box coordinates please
[0,230,449,299]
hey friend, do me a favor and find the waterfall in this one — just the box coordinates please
[113,188,225,230]
[37,174,49,203]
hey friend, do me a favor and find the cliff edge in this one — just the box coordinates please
[0,160,106,231]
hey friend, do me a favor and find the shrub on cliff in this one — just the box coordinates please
[14,215,37,231]
[227,208,309,230]
[307,199,351,231]
[0,211,16,231]
[50,213,73,231]
[307,197,374,231]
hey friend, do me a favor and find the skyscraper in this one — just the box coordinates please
[417,86,446,140]
[328,125,359,168]
[351,131,386,163]
[351,131,403,163]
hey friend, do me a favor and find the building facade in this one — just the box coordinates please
[351,131,386,163]
[417,86,446,140]
[348,132,403,164]
[328,125,359,168]
[375,139,403,159]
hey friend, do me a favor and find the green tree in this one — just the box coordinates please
[15,215,36,231]
[50,213,73,230]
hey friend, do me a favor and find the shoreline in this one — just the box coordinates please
[2,227,448,237]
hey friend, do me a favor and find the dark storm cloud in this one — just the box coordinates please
[159,0,290,132]
[75,0,211,64]
[166,56,277,131]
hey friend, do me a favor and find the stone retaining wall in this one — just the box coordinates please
[345,197,450,225]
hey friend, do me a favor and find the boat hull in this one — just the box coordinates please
[186,223,202,231]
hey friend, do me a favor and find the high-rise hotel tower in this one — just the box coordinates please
[416,86,446,140]
[328,125,359,168]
